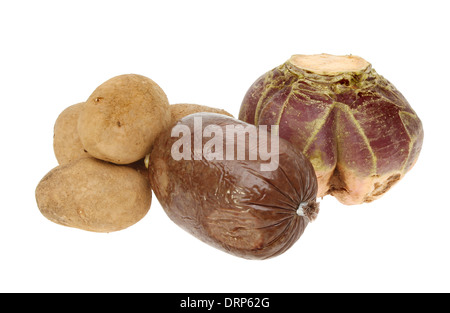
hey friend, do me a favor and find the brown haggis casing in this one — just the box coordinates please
[239,54,424,205]
[149,113,319,259]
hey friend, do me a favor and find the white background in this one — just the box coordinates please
[1,0,448,293]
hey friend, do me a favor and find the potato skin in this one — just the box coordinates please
[149,113,319,259]
[78,74,171,164]
[35,158,152,232]
[170,103,233,124]
[53,102,90,164]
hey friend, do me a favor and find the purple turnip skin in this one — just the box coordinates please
[239,54,423,205]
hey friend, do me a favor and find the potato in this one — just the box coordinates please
[78,74,171,164]
[170,103,233,124]
[53,102,90,164]
[35,158,152,232]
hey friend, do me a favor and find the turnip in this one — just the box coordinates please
[239,54,423,205]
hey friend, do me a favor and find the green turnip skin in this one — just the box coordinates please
[239,54,423,205]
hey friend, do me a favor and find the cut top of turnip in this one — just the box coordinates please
[289,53,371,75]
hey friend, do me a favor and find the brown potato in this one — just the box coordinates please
[53,102,90,164]
[170,103,233,124]
[35,158,152,233]
[78,74,171,164]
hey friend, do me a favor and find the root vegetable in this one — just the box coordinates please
[239,54,423,205]
[170,103,233,124]
[53,102,90,164]
[35,158,152,232]
[78,74,171,164]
